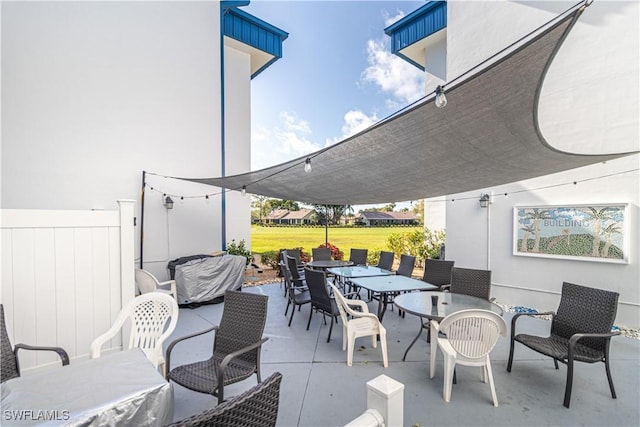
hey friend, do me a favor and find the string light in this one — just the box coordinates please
[241,185,246,196]
[435,85,447,108]
[304,158,312,173]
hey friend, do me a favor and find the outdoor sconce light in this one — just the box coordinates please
[241,185,246,196]
[164,196,174,209]
[479,193,491,208]
[304,158,312,173]
[435,85,447,108]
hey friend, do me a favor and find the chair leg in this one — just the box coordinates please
[306,307,313,330]
[327,315,335,343]
[506,338,516,372]
[443,356,455,402]
[284,299,291,317]
[485,357,498,407]
[288,303,296,327]
[342,326,347,351]
[430,325,438,379]
[379,329,388,368]
[347,334,355,367]
[563,357,574,408]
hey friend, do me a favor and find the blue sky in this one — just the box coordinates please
[243,1,425,209]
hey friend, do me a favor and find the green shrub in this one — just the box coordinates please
[385,228,445,265]
[260,250,279,270]
[226,239,253,266]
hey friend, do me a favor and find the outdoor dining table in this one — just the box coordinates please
[306,259,354,269]
[349,275,438,321]
[0,348,174,426]
[327,265,394,294]
[394,291,504,361]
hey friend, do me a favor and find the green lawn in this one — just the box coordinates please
[250,225,422,255]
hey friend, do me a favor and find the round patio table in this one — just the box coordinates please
[394,292,503,361]
[306,260,354,270]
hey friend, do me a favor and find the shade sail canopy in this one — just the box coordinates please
[177,4,635,205]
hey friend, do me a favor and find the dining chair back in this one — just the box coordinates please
[135,268,178,301]
[90,292,179,375]
[312,247,332,261]
[284,255,311,326]
[376,251,394,271]
[450,267,492,301]
[422,259,455,289]
[430,309,506,406]
[348,248,368,266]
[396,254,416,277]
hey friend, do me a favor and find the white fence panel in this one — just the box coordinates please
[0,200,135,372]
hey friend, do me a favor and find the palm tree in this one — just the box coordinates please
[524,209,552,253]
[585,207,615,257]
[519,225,535,252]
[601,223,622,258]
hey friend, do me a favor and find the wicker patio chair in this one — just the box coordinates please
[312,247,331,261]
[166,372,283,427]
[446,267,492,301]
[304,267,340,342]
[284,255,311,326]
[422,259,455,290]
[348,248,368,266]
[1,304,70,383]
[507,282,620,408]
[376,251,394,271]
[166,290,269,405]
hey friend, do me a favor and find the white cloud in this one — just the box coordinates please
[251,112,322,170]
[361,36,425,105]
[325,109,379,147]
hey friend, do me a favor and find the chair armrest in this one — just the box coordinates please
[158,280,178,300]
[218,338,269,394]
[567,331,621,361]
[344,299,370,314]
[14,344,70,373]
[165,325,219,373]
[510,311,555,341]
[440,285,451,292]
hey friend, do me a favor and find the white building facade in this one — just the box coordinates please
[389,1,639,326]
[1,1,286,280]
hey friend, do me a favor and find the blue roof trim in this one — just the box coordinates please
[384,0,446,68]
[222,6,288,77]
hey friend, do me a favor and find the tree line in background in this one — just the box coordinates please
[251,196,424,226]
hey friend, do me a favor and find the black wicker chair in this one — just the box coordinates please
[1,304,69,383]
[446,267,492,301]
[166,372,283,427]
[507,282,620,408]
[348,248,368,266]
[312,247,331,261]
[166,290,269,405]
[376,251,394,271]
[422,259,455,290]
[304,268,340,342]
[284,256,311,326]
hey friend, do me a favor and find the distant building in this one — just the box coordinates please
[265,208,316,225]
[355,211,418,226]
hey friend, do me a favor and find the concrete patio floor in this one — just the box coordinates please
[165,283,640,427]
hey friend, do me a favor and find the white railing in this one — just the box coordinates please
[345,375,404,427]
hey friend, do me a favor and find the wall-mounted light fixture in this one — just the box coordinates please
[479,193,491,208]
[435,85,447,108]
[304,158,312,173]
[164,196,174,209]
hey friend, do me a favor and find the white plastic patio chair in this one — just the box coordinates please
[135,268,178,301]
[329,283,388,368]
[430,309,506,406]
[90,293,179,376]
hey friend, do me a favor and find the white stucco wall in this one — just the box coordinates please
[1,2,252,280]
[444,1,639,326]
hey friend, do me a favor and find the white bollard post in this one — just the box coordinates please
[366,375,404,427]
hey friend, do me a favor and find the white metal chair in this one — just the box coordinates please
[90,293,179,376]
[135,268,178,301]
[329,283,388,368]
[430,309,506,406]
